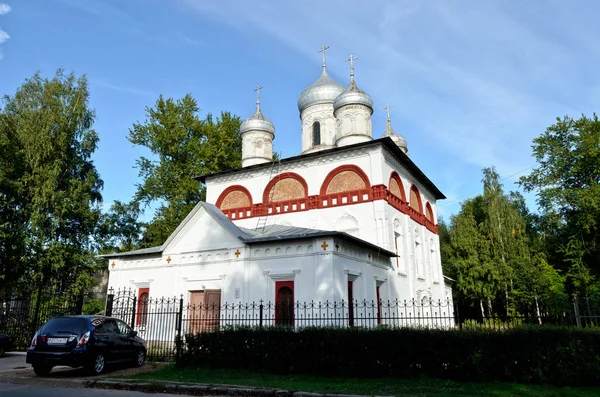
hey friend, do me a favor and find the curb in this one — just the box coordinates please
[87,379,391,397]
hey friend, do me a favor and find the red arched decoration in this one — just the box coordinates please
[409,184,423,214]
[425,202,434,223]
[320,165,371,196]
[388,171,407,202]
[263,172,309,203]
[215,185,253,210]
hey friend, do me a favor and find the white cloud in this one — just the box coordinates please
[0,4,10,15]
[91,79,157,98]
[179,0,600,214]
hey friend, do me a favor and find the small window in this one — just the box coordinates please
[312,122,321,146]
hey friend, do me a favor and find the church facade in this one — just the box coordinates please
[105,50,453,328]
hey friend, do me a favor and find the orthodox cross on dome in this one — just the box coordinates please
[318,45,330,68]
[321,241,329,251]
[346,54,359,81]
[254,85,263,111]
[384,104,393,121]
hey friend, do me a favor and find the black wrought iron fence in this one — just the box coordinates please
[105,288,600,361]
[0,290,84,351]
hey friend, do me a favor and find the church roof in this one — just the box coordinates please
[101,202,397,258]
[195,137,446,200]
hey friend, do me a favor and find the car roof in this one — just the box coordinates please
[48,315,117,320]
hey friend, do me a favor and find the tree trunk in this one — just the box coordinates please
[480,299,486,323]
[486,297,493,317]
[535,297,542,325]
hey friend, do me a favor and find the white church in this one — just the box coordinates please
[105,49,453,328]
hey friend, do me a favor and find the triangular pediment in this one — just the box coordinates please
[162,202,245,255]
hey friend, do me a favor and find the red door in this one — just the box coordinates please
[275,281,294,326]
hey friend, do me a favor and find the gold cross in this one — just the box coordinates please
[166,256,172,264]
[235,249,241,258]
[321,241,329,251]
[111,261,116,268]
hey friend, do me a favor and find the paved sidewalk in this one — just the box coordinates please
[90,379,389,397]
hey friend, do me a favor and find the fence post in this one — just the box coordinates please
[130,295,137,329]
[259,300,264,329]
[453,301,461,331]
[176,295,184,363]
[573,294,582,328]
[105,291,114,316]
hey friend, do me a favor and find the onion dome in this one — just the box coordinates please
[383,105,408,153]
[333,56,373,113]
[240,94,275,136]
[297,66,345,113]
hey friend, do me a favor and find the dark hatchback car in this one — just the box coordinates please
[26,315,146,376]
[0,334,15,357]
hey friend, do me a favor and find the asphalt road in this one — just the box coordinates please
[0,383,182,396]
[0,352,27,373]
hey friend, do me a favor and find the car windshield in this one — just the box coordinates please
[40,317,87,335]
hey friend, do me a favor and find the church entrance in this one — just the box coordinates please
[188,289,221,334]
[275,281,294,326]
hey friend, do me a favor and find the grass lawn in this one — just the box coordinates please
[123,365,600,397]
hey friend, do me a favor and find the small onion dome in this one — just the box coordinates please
[384,118,408,153]
[333,79,373,113]
[240,107,275,136]
[297,67,345,113]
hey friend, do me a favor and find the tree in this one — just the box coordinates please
[128,94,242,247]
[519,114,600,296]
[442,167,563,319]
[99,200,144,254]
[0,70,104,295]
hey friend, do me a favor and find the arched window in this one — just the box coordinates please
[137,291,149,326]
[312,121,321,146]
[275,281,294,327]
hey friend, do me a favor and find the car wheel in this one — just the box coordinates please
[88,353,105,376]
[134,349,145,367]
[33,365,52,376]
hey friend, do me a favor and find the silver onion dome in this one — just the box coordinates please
[297,66,345,113]
[240,107,275,136]
[384,118,408,153]
[333,79,373,112]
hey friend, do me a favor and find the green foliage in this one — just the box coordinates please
[128,94,242,247]
[520,114,600,295]
[180,326,600,387]
[0,69,104,296]
[82,298,105,315]
[98,200,144,254]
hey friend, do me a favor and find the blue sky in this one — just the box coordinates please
[1,0,599,221]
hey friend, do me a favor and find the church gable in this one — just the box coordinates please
[216,185,253,210]
[263,173,308,203]
[162,203,244,255]
[321,165,371,195]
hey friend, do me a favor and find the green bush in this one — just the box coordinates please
[179,326,600,386]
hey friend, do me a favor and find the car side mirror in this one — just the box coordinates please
[129,330,137,338]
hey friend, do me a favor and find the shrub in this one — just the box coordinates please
[179,326,600,386]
